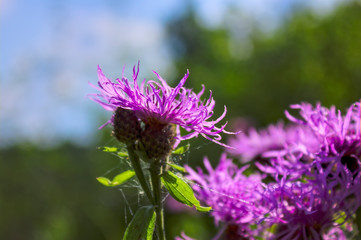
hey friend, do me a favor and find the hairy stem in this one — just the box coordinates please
[126,144,155,206]
[150,162,165,240]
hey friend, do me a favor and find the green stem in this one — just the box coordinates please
[150,162,165,240]
[126,144,155,206]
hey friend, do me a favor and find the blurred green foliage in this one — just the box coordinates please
[2,2,361,239]
[168,1,361,170]
[0,143,127,240]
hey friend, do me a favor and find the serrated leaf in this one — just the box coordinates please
[96,170,135,187]
[172,144,190,154]
[98,146,119,152]
[96,177,112,186]
[160,171,211,212]
[123,206,156,240]
[167,163,187,173]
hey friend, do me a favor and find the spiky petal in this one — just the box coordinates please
[89,62,233,147]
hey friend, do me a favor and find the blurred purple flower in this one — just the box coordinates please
[260,101,361,239]
[165,195,197,213]
[228,122,319,163]
[228,122,319,180]
[262,168,359,240]
[174,232,195,240]
[186,154,267,239]
[89,62,232,147]
[323,226,349,240]
[226,101,361,238]
[285,102,361,204]
[285,102,361,159]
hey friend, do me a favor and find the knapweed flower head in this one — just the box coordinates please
[89,62,232,158]
[228,122,319,164]
[284,102,361,217]
[285,101,361,159]
[228,122,319,180]
[256,101,361,239]
[228,122,292,163]
[262,168,359,240]
[186,154,267,239]
[224,101,361,239]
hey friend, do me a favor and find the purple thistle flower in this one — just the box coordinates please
[89,62,232,148]
[260,101,361,239]
[228,122,319,180]
[228,122,319,163]
[285,102,361,196]
[186,154,267,239]
[226,101,360,238]
[262,167,359,240]
[285,102,361,159]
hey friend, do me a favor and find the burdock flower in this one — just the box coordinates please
[89,62,231,159]
[186,154,267,239]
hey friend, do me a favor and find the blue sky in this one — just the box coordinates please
[0,0,343,147]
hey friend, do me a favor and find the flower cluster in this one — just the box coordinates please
[186,154,266,239]
[187,101,361,239]
[89,63,232,159]
[90,63,360,239]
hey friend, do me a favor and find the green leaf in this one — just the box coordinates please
[167,163,187,173]
[334,211,346,225]
[123,206,156,240]
[117,151,128,157]
[195,205,212,212]
[96,170,135,187]
[172,143,190,154]
[267,223,277,234]
[98,146,119,152]
[249,224,258,230]
[98,146,128,157]
[96,177,112,186]
[111,170,135,186]
[160,171,211,212]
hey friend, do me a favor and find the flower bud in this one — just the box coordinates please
[140,121,176,160]
[112,108,141,144]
